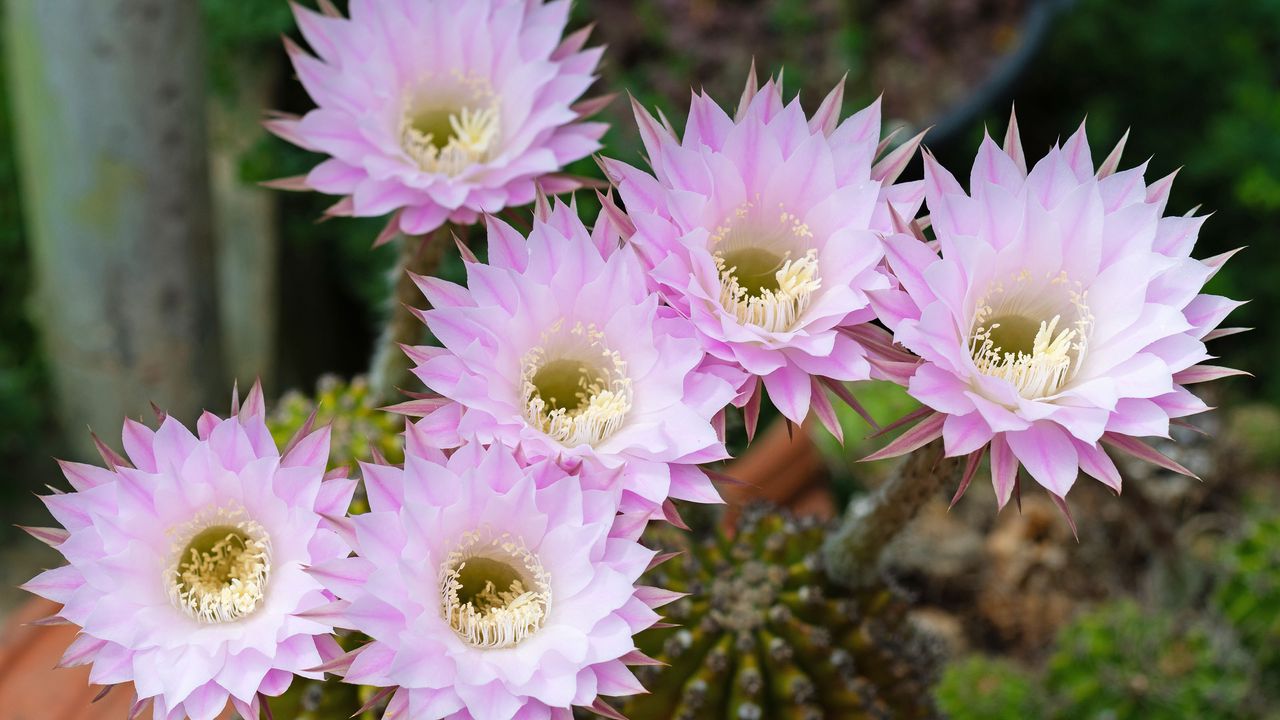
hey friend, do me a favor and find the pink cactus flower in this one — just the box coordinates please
[269,0,608,242]
[602,68,926,433]
[22,384,356,720]
[405,200,739,518]
[309,428,666,719]
[869,114,1246,523]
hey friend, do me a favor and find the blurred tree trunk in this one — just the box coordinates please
[5,0,224,456]
[209,55,278,388]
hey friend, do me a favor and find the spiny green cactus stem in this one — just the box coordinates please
[624,507,942,720]
[369,233,445,404]
[823,440,960,588]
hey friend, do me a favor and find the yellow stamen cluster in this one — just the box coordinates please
[167,508,271,624]
[713,203,821,332]
[440,529,551,649]
[969,271,1093,399]
[399,73,499,176]
[521,319,632,446]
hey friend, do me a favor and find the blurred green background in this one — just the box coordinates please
[0,0,1278,717]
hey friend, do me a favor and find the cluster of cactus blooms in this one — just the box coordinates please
[22,1,1244,719]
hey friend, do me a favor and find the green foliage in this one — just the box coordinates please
[1215,514,1280,689]
[934,656,1042,720]
[625,508,941,720]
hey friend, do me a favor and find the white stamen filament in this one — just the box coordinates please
[969,271,1093,399]
[440,529,551,649]
[713,203,821,332]
[400,105,499,176]
[521,319,632,447]
[399,73,500,176]
[717,249,821,332]
[166,507,271,624]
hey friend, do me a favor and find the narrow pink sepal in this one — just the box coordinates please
[620,649,667,667]
[454,232,479,263]
[820,376,879,431]
[20,525,70,548]
[372,211,405,249]
[591,698,631,720]
[735,59,760,122]
[260,175,310,191]
[870,405,935,440]
[1096,128,1130,179]
[91,685,113,703]
[810,75,847,136]
[949,446,987,510]
[280,407,319,458]
[861,412,944,462]
[305,645,366,675]
[1204,327,1251,341]
[1173,364,1251,384]
[90,432,132,470]
[634,586,688,609]
[319,513,358,547]
[744,376,763,444]
[871,129,928,185]
[354,687,396,717]
[646,552,682,572]
[293,599,352,625]
[381,396,451,417]
[661,499,690,531]
[1003,107,1027,175]
[27,613,72,627]
[573,94,617,119]
[1050,494,1080,540]
[810,377,844,445]
[1100,432,1198,479]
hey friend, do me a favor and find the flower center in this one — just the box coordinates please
[399,73,499,176]
[167,509,271,624]
[440,530,551,649]
[712,202,820,332]
[969,271,1093,399]
[521,320,632,446]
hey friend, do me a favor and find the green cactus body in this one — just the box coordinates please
[934,656,1042,720]
[624,509,940,720]
[269,375,405,473]
[254,679,363,720]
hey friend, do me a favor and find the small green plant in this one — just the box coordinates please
[1044,600,1254,720]
[938,599,1260,720]
[935,656,1042,720]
